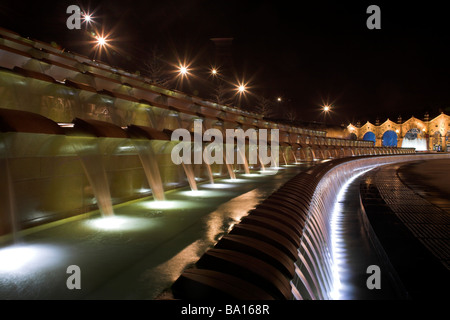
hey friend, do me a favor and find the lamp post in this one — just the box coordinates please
[236,82,247,109]
[323,104,331,126]
[322,104,331,127]
[178,65,189,77]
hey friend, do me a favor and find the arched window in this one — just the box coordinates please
[363,131,376,144]
[382,130,397,147]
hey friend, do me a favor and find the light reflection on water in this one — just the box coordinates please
[0,244,68,273]
[0,164,305,299]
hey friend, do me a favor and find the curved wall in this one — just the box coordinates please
[172,153,450,300]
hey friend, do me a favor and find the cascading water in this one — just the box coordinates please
[281,151,288,166]
[401,137,427,151]
[291,149,298,163]
[0,136,18,243]
[237,146,250,174]
[292,161,374,300]
[258,154,266,171]
[72,138,115,217]
[290,156,438,300]
[225,162,236,180]
[202,141,216,184]
[222,149,236,180]
[205,162,214,184]
[310,149,316,161]
[132,140,166,201]
[181,163,198,191]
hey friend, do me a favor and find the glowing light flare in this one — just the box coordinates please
[178,190,221,197]
[221,178,248,183]
[241,173,263,178]
[86,216,157,231]
[145,200,178,210]
[87,28,117,61]
[201,183,236,189]
[83,13,92,23]
[232,80,250,96]
[89,216,125,230]
[0,246,36,272]
[141,200,200,210]
[96,35,107,47]
[179,65,189,76]
[81,8,98,26]
[0,244,65,274]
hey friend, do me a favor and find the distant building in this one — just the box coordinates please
[346,112,450,151]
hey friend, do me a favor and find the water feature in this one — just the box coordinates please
[132,140,166,201]
[71,138,115,217]
[310,148,316,161]
[0,137,18,243]
[204,162,215,184]
[237,146,250,174]
[221,148,237,180]
[290,149,298,163]
[281,150,288,165]
[0,155,307,299]
[290,154,448,300]
[181,163,198,191]
[258,154,266,171]
[401,137,427,151]
[224,162,236,180]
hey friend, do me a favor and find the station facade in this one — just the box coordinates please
[347,112,450,152]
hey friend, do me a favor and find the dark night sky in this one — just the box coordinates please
[1,0,449,125]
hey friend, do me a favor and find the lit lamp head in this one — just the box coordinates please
[178,65,189,76]
[96,36,107,47]
[238,84,246,93]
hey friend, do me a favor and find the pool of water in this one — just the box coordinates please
[0,164,312,299]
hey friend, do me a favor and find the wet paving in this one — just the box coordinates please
[359,160,450,299]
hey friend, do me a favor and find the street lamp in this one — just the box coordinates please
[82,11,97,29]
[234,81,248,109]
[84,13,92,23]
[178,65,189,76]
[96,35,107,47]
[322,104,332,126]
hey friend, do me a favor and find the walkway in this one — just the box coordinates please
[359,159,450,299]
